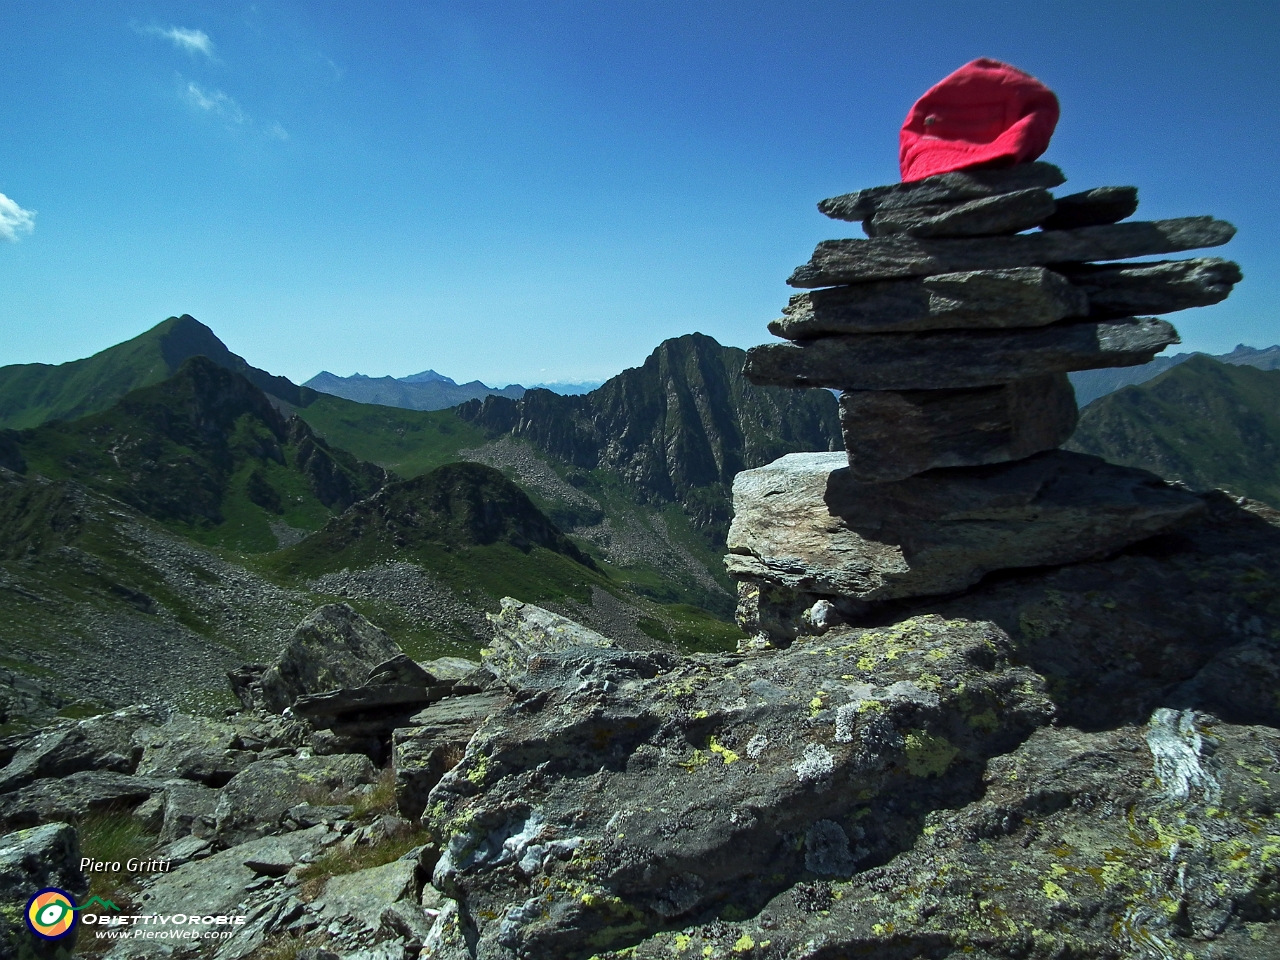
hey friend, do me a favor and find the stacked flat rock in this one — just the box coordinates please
[728,162,1241,642]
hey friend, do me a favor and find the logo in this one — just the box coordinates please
[25,888,77,940]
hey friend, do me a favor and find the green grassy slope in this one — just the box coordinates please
[1066,355,1280,507]
[0,314,306,429]
[5,357,387,552]
[290,393,489,477]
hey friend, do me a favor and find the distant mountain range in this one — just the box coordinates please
[1069,344,1280,407]
[303,369,604,411]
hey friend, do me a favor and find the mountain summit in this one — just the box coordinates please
[0,314,306,430]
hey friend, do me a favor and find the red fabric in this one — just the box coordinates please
[899,59,1059,182]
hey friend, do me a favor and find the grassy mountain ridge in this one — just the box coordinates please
[3,357,388,552]
[1066,355,1280,507]
[0,314,309,430]
[1069,343,1280,407]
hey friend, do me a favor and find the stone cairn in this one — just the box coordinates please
[727,161,1241,647]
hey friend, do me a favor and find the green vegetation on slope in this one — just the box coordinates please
[4,357,387,552]
[290,393,489,477]
[0,314,307,430]
[1067,355,1280,507]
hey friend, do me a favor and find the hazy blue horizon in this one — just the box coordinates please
[3,1,1277,386]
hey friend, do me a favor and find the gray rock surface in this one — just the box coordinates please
[0,771,167,830]
[0,823,89,960]
[619,714,1280,960]
[1059,256,1243,318]
[862,187,1056,238]
[132,714,258,787]
[483,598,618,685]
[724,450,1203,605]
[768,266,1087,338]
[817,162,1066,221]
[258,604,403,713]
[158,777,219,843]
[838,374,1078,482]
[788,216,1235,287]
[393,691,509,820]
[424,615,1052,959]
[214,754,376,845]
[109,826,333,958]
[746,316,1179,390]
[317,860,429,946]
[0,705,160,793]
[1040,184,1139,230]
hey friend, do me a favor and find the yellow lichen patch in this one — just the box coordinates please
[678,749,709,772]
[809,691,828,716]
[904,730,959,777]
[709,738,740,765]
[732,934,755,952]
[1042,881,1067,901]
[672,933,694,954]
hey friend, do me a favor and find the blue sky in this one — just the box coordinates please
[2,1,1277,386]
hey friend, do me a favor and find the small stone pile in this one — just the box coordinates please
[728,162,1242,644]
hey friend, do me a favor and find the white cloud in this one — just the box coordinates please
[266,121,289,141]
[0,193,36,242]
[184,82,247,124]
[139,24,215,58]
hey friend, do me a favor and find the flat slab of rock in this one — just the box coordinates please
[724,450,1204,603]
[770,266,1087,338]
[131,826,332,925]
[1059,257,1243,318]
[133,713,258,787]
[818,162,1066,221]
[862,187,1056,238]
[839,374,1078,482]
[1040,185,1139,230]
[292,683,449,723]
[317,859,426,941]
[788,216,1235,287]
[746,317,1178,391]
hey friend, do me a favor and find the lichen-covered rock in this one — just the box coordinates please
[317,859,430,946]
[619,712,1280,960]
[0,823,89,960]
[424,615,1052,959]
[214,753,376,845]
[258,604,403,713]
[394,691,510,820]
[483,598,617,685]
[158,778,220,843]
